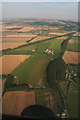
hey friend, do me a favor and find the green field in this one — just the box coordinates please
[11,54,51,87]
[67,36,80,51]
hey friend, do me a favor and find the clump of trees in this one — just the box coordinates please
[4,74,29,92]
[4,74,14,88]
[46,58,66,87]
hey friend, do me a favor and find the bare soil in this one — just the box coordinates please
[68,39,75,44]
[2,91,35,115]
[62,51,80,64]
[0,55,31,74]
[30,36,52,43]
[2,42,27,50]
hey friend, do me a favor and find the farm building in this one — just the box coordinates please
[45,49,55,55]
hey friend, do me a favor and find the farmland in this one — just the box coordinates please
[59,64,79,118]
[62,51,80,64]
[48,32,70,36]
[66,37,79,51]
[2,42,27,50]
[2,19,79,118]
[1,55,31,74]
[2,91,35,115]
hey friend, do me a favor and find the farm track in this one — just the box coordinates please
[56,82,71,118]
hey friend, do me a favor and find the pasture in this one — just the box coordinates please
[67,37,79,51]
[11,54,51,87]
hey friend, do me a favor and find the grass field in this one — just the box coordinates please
[11,54,51,87]
[48,39,64,51]
[35,86,64,115]
[67,36,79,51]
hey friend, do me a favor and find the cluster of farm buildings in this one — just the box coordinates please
[66,69,77,82]
[45,49,55,55]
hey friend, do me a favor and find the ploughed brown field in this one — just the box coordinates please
[2,42,27,50]
[48,32,70,36]
[3,26,22,32]
[5,33,36,38]
[18,26,36,32]
[62,51,80,64]
[68,39,75,44]
[1,55,31,74]
[56,36,68,40]
[4,26,22,29]
[2,91,35,115]
[30,36,52,43]
[2,37,32,42]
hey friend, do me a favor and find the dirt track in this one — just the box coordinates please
[62,51,80,64]
[2,91,35,115]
